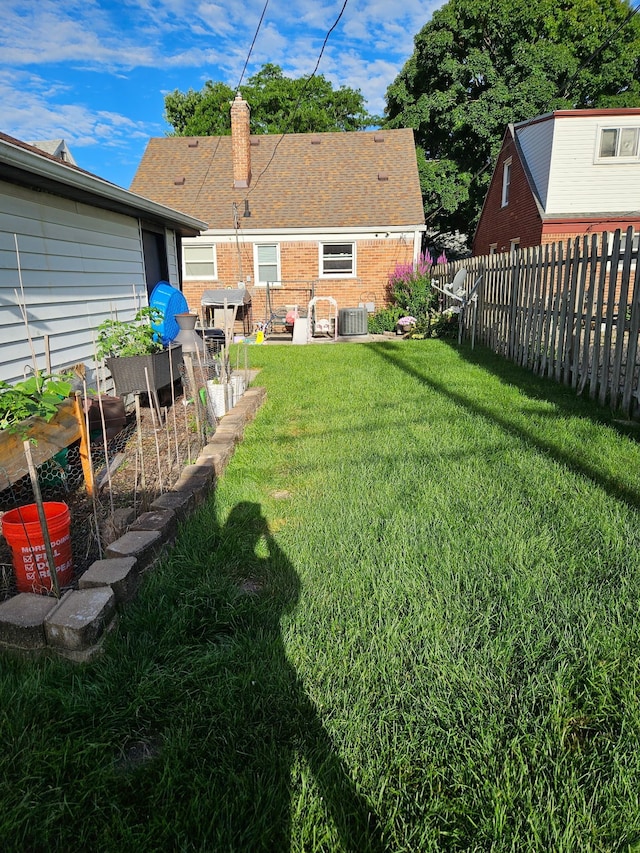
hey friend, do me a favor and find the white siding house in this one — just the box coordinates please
[474,108,640,256]
[0,133,205,385]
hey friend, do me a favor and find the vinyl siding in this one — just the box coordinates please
[0,181,147,384]
[545,115,640,215]
[516,118,554,208]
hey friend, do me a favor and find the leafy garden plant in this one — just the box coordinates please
[0,375,72,433]
[96,307,164,359]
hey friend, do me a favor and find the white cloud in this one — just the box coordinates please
[0,70,153,149]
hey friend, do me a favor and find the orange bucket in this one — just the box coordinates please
[1,502,73,593]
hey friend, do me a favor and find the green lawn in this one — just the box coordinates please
[2,340,640,852]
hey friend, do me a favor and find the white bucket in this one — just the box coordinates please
[206,381,227,418]
[230,374,246,405]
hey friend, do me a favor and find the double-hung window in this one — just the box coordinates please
[321,242,355,276]
[501,158,512,207]
[183,240,217,280]
[254,243,280,286]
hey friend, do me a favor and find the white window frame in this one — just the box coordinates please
[182,239,217,281]
[253,243,281,287]
[320,242,356,277]
[510,237,520,255]
[596,126,640,163]
[501,158,512,208]
[489,243,498,256]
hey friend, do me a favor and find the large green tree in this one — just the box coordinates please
[164,63,376,136]
[385,0,640,236]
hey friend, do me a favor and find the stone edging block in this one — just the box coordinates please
[79,557,138,604]
[44,588,116,656]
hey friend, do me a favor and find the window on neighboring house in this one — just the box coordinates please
[604,230,639,270]
[254,243,280,286]
[501,158,512,207]
[598,127,640,160]
[321,242,355,276]
[183,240,217,280]
[489,243,497,256]
[510,238,520,255]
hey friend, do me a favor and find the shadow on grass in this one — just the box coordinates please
[366,341,640,509]
[203,501,384,852]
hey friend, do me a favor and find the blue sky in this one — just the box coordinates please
[1,0,443,190]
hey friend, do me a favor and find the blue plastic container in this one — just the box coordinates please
[150,281,189,346]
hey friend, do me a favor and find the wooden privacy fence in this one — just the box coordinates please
[432,228,640,417]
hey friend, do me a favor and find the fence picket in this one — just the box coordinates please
[599,231,621,406]
[621,240,640,416]
[589,233,609,400]
[577,234,599,396]
[556,239,574,383]
[570,236,589,389]
[610,226,634,410]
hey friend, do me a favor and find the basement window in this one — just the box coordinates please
[321,242,355,276]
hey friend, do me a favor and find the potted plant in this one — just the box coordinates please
[396,315,417,335]
[96,307,183,401]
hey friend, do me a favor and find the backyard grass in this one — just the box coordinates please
[2,339,640,851]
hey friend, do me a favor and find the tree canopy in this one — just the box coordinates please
[384,0,640,236]
[164,63,376,137]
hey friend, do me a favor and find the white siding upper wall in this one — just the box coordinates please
[515,118,555,208]
[540,114,640,215]
[0,181,147,385]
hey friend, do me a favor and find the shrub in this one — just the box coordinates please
[368,306,404,334]
[387,252,437,324]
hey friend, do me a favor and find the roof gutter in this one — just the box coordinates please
[0,137,207,237]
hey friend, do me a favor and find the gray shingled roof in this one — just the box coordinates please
[130,129,425,231]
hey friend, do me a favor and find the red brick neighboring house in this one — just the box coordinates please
[473,109,640,256]
[130,95,425,327]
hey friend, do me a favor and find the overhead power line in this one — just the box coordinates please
[246,0,350,197]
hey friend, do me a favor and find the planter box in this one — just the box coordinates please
[0,397,94,494]
[106,345,183,397]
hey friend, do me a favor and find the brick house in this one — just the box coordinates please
[130,95,425,329]
[473,109,640,256]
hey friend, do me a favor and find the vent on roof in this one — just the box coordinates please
[311,136,322,145]
[378,172,389,181]
[250,138,260,146]
[187,139,199,148]
[174,176,186,186]
[374,133,385,143]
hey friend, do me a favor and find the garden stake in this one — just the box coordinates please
[134,394,148,511]
[22,439,60,598]
[182,397,192,464]
[82,379,103,561]
[143,366,164,494]
[168,343,180,467]
[13,235,41,382]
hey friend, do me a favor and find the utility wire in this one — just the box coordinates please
[246,0,350,197]
[235,0,270,94]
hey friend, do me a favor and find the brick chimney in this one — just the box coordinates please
[231,93,251,188]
